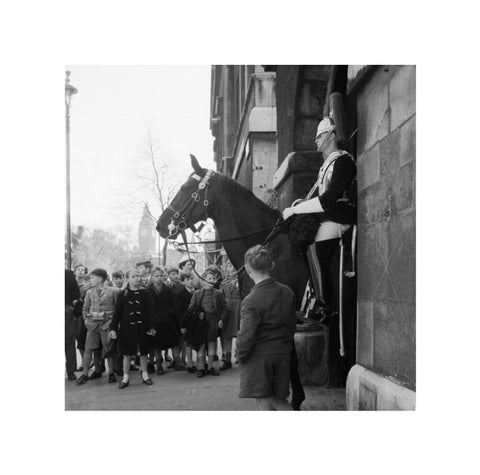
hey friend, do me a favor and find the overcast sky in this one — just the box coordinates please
[67,65,215,236]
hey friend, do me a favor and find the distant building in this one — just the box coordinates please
[138,204,156,255]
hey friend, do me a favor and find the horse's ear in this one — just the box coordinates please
[190,154,204,175]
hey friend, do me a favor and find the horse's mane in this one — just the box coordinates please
[212,171,281,220]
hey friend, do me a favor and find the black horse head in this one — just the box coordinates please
[156,155,211,239]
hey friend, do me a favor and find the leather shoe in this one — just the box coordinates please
[142,378,153,385]
[89,371,102,380]
[76,374,88,386]
[108,373,117,383]
[118,381,129,389]
[187,366,197,374]
[67,372,77,381]
[207,368,220,376]
[156,365,165,375]
[196,369,207,378]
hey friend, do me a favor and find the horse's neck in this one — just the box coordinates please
[209,180,278,269]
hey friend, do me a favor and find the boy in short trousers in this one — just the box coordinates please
[237,245,296,410]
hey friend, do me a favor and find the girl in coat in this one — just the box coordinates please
[183,269,227,378]
[109,269,156,389]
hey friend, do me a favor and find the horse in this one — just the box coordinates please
[156,155,309,302]
[156,154,309,409]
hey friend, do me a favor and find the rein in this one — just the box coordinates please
[165,168,285,286]
[178,230,246,285]
[176,217,284,286]
[173,220,283,247]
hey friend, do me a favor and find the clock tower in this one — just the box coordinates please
[138,204,156,255]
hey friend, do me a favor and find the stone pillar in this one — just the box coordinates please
[294,322,329,386]
[272,151,323,210]
[346,364,415,410]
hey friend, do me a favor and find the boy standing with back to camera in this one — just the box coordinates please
[236,245,297,410]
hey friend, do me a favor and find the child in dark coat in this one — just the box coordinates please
[109,269,156,389]
[182,269,227,378]
[237,245,296,411]
[148,267,184,374]
[176,272,196,372]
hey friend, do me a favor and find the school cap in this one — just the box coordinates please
[89,268,108,281]
[178,256,196,269]
[135,260,152,268]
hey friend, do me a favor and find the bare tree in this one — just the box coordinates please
[73,227,137,271]
[132,131,179,265]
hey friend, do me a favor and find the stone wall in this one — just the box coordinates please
[231,73,277,199]
[274,66,330,166]
[353,65,416,391]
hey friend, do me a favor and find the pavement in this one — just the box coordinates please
[65,363,346,411]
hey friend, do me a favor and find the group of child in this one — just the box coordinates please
[70,257,241,388]
[67,245,297,410]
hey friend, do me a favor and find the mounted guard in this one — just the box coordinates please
[282,110,357,380]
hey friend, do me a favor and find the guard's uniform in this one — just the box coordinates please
[308,150,356,313]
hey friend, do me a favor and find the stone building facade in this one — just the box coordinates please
[210,66,277,202]
[210,65,416,410]
[345,66,416,410]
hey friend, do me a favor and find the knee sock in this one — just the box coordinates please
[198,354,205,370]
[82,351,92,376]
[122,357,130,382]
[207,353,214,369]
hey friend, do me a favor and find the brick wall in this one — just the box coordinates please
[354,65,416,389]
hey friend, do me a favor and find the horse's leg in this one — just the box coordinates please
[290,344,305,410]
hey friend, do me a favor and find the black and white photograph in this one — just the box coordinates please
[64,65,416,411]
[4,1,479,474]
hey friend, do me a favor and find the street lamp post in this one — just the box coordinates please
[65,71,78,270]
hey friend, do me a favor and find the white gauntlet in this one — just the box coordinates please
[292,198,324,215]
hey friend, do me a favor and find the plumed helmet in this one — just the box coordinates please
[315,117,336,139]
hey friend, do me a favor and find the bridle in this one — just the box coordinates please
[167,169,215,238]
[165,168,285,285]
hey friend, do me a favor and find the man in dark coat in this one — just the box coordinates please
[65,269,80,380]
